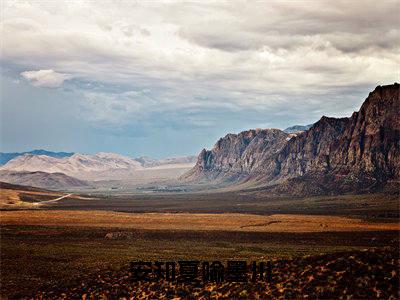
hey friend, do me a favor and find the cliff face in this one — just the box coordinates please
[183,83,400,194]
[258,116,350,180]
[183,128,289,181]
[331,84,400,179]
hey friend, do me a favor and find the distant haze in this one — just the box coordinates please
[0,151,197,179]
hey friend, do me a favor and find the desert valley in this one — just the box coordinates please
[0,84,399,299]
[2,0,400,297]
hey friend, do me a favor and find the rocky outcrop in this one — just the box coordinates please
[183,83,400,194]
[182,128,289,182]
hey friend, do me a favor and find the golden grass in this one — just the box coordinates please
[1,210,399,232]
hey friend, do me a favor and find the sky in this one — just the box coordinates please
[0,0,399,158]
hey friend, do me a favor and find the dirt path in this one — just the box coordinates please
[33,194,73,206]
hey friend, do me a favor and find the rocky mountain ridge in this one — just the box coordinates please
[183,128,290,182]
[0,152,197,182]
[183,83,400,194]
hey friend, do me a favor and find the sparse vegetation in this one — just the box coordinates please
[0,189,399,298]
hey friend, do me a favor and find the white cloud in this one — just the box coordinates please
[1,0,399,127]
[20,69,72,88]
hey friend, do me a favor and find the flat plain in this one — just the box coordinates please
[1,210,399,232]
[0,186,399,298]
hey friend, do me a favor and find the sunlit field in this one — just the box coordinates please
[1,189,399,298]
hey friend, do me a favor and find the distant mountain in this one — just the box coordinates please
[0,150,74,165]
[0,151,197,181]
[183,129,289,182]
[0,181,50,192]
[283,124,313,133]
[134,156,155,166]
[0,152,143,180]
[183,83,400,195]
[0,170,88,190]
[135,155,197,168]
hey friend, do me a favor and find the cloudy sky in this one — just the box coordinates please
[1,0,399,158]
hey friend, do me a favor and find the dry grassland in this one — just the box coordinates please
[0,188,62,207]
[1,210,398,232]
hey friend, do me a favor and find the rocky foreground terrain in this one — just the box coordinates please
[32,247,398,299]
[183,84,400,195]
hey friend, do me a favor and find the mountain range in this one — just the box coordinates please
[1,152,143,179]
[1,84,398,194]
[0,152,197,186]
[0,170,89,190]
[0,149,74,165]
[182,83,400,195]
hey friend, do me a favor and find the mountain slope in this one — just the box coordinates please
[0,181,53,192]
[0,152,143,180]
[183,83,400,194]
[0,170,89,190]
[1,152,197,181]
[266,83,399,185]
[0,150,74,165]
[182,128,289,182]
